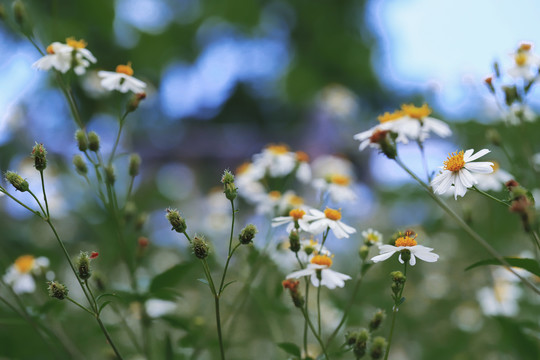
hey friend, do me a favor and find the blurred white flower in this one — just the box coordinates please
[506,103,536,125]
[304,208,356,239]
[33,37,96,75]
[476,268,523,316]
[313,174,357,203]
[474,162,513,192]
[431,149,494,199]
[371,232,438,266]
[98,63,146,93]
[507,43,540,81]
[361,228,383,246]
[145,299,176,318]
[317,84,359,120]
[235,162,266,203]
[3,255,49,294]
[252,144,297,178]
[287,255,351,289]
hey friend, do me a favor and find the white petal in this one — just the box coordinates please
[411,245,439,262]
[287,268,314,279]
[409,253,417,266]
[466,149,490,162]
[371,250,397,263]
[464,162,494,174]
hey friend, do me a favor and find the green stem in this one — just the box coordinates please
[303,278,310,356]
[214,296,226,360]
[110,303,144,354]
[320,228,330,252]
[394,157,540,296]
[218,243,241,295]
[472,186,510,207]
[317,283,322,337]
[384,263,407,360]
[530,231,540,253]
[39,171,50,217]
[66,296,95,316]
[108,111,129,167]
[300,307,329,360]
[84,280,99,313]
[96,316,125,360]
[417,141,431,182]
[27,189,47,218]
[0,187,42,217]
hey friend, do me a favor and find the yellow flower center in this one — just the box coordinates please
[288,195,304,207]
[236,162,251,175]
[269,190,281,200]
[14,255,35,273]
[311,254,332,267]
[116,62,134,76]
[330,174,350,186]
[515,53,527,67]
[289,208,306,220]
[401,103,432,119]
[266,144,290,155]
[324,208,341,221]
[491,161,499,172]
[519,43,532,51]
[296,151,310,163]
[395,235,417,247]
[46,44,55,54]
[66,37,87,49]
[443,150,465,172]
[377,110,404,123]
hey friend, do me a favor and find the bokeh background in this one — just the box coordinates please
[1,0,540,359]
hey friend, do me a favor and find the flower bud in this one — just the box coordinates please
[31,142,47,171]
[5,171,29,192]
[12,0,26,26]
[390,271,406,285]
[135,212,148,231]
[105,165,115,185]
[192,235,210,259]
[221,170,237,201]
[369,309,386,332]
[0,4,6,21]
[370,130,397,159]
[289,231,300,253]
[76,252,92,280]
[75,130,88,152]
[166,208,187,233]
[282,279,304,308]
[138,236,149,249]
[72,155,88,175]
[127,92,146,113]
[124,201,137,222]
[485,128,502,147]
[354,329,370,359]
[87,131,100,152]
[238,224,257,245]
[128,153,141,177]
[370,337,387,359]
[502,85,519,106]
[358,245,369,261]
[399,249,411,263]
[493,61,500,78]
[484,76,495,94]
[47,281,68,300]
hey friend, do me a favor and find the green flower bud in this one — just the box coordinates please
[124,201,137,222]
[238,224,257,245]
[399,249,411,264]
[127,92,146,113]
[289,230,300,253]
[358,245,369,261]
[192,235,210,259]
[369,309,386,332]
[166,208,187,233]
[354,328,370,359]
[87,131,100,152]
[221,170,237,200]
[493,61,500,78]
[390,271,406,285]
[31,142,47,171]
[486,128,502,147]
[370,336,387,359]
[47,281,68,300]
[72,155,88,175]
[5,171,29,192]
[128,153,141,177]
[75,130,88,152]
[105,165,115,185]
[135,212,148,231]
[502,85,519,106]
[76,252,92,280]
[12,0,26,26]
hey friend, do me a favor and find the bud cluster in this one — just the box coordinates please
[238,224,257,245]
[390,270,406,305]
[31,143,47,171]
[166,208,187,233]
[506,180,536,231]
[47,281,69,300]
[345,309,387,359]
[192,235,210,259]
[221,170,237,201]
[282,279,304,308]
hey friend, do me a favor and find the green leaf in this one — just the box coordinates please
[221,280,237,293]
[149,263,193,294]
[98,300,113,315]
[96,292,118,302]
[197,278,209,286]
[277,342,301,358]
[465,257,540,277]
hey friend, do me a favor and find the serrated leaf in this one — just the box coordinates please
[465,257,540,277]
[277,342,301,358]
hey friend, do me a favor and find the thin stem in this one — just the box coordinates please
[84,280,99,313]
[0,188,42,217]
[383,308,398,360]
[300,307,329,360]
[320,228,330,252]
[317,284,322,337]
[530,231,540,253]
[66,297,95,316]
[218,243,241,295]
[417,141,431,182]
[40,171,50,217]
[303,278,310,356]
[110,303,144,354]
[394,157,540,295]
[27,189,47,218]
[214,296,226,360]
[96,316,125,360]
[108,111,129,167]
[472,186,510,207]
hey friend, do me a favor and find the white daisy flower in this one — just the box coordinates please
[276,191,307,216]
[286,255,351,289]
[304,208,356,239]
[235,162,266,203]
[295,151,312,184]
[33,37,97,75]
[145,299,177,318]
[474,162,513,192]
[506,103,536,125]
[252,144,297,178]
[98,62,147,93]
[362,228,383,246]
[3,255,50,294]
[371,232,439,266]
[272,208,311,233]
[313,174,357,203]
[476,268,522,316]
[431,149,494,199]
[254,190,283,215]
[507,43,540,81]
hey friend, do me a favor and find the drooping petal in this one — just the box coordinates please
[464,162,494,174]
[411,245,439,262]
[465,149,490,162]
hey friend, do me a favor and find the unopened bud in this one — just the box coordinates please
[369,309,386,332]
[166,208,187,233]
[138,236,149,249]
[370,129,397,159]
[493,61,500,78]
[221,170,237,200]
[75,130,88,152]
[399,249,411,263]
[124,201,137,221]
[354,329,370,359]
[505,179,519,191]
[135,212,147,231]
[289,231,300,253]
[484,76,495,94]
[128,153,141,177]
[127,92,146,113]
[0,4,6,21]
[12,0,26,26]
[72,155,88,175]
[502,85,519,106]
[370,337,387,359]
[359,245,369,261]
[76,252,92,280]
[282,279,304,308]
[192,235,210,259]
[239,224,257,245]
[105,165,115,185]
[486,128,502,147]
[390,271,406,285]
[5,171,29,192]
[87,131,100,152]
[31,142,47,171]
[47,281,68,300]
